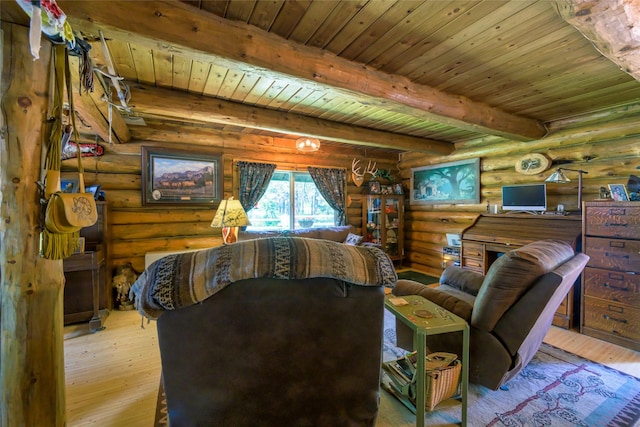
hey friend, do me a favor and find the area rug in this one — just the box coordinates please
[382,310,640,427]
[396,269,440,286]
[154,311,640,426]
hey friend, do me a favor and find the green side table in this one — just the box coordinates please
[385,294,469,427]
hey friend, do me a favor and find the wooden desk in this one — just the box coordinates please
[461,213,582,329]
[385,295,469,427]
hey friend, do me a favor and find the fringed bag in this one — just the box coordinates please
[41,44,97,260]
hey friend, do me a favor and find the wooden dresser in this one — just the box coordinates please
[461,213,582,329]
[582,201,640,351]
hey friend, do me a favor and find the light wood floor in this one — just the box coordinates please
[64,309,640,427]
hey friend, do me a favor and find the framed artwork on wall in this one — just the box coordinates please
[410,158,480,205]
[141,146,222,206]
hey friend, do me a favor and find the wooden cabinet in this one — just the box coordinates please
[460,213,582,329]
[63,201,111,330]
[582,201,640,351]
[363,194,404,262]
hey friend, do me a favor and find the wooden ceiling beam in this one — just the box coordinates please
[128,84,454,155]
[556,0,640,83]
[60,0,546,142]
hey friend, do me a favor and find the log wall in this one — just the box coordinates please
[398,105,640,277]
[62,136,399,274]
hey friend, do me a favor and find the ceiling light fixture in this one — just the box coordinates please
[296,137,320,152]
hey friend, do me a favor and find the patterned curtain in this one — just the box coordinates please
[308,167,346,226]
[237,161,276,212]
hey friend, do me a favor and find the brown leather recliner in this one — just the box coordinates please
[131,237,395,426]
[393,239,589,390]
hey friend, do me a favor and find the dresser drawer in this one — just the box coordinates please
[583,296,640,342]
[585,237,640,271]
[583,267,640,306]
[585,205,640,238]
[462,242,484,258]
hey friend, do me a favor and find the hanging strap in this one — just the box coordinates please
[64,46,87,192]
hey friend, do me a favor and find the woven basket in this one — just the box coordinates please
[423,359,461,411]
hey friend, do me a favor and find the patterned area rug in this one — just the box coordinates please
[154,310,640,426]
[382,310,640,426]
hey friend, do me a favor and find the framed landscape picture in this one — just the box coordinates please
[410,158,480,205]
[141,146,222,206]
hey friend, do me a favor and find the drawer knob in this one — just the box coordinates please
[603,314,627,324]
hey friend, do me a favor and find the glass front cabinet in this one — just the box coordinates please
[363,194,404,262]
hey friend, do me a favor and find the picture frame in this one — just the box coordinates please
[86,184,101,200]
[393,183,404,195]
[381,185,393,195]
[367,181,381,194]
[608,184,629,201]
[142,146,222,206]
[60,179,79,193]
[410,158,480,205]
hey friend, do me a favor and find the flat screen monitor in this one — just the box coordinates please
[501,184,547,212]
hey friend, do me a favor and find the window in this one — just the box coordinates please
[246,171,338,230]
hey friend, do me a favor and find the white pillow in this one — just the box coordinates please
[344,232,364,246]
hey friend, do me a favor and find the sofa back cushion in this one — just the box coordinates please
[239,225,355,242]
[471,239,575,331]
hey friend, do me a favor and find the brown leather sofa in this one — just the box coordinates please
[392,239,589,390]
[131,236,396,426]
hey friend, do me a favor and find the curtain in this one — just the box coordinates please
[237,161,276,212]
[308,167,346,226]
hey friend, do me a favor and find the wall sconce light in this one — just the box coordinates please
[296,137,320,152]
[210,197,250,244]
[545,168,588,210]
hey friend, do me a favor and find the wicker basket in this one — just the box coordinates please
[421,359,461,411]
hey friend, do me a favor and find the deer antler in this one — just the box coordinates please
[352,158,364,178]
[365,161,378,177]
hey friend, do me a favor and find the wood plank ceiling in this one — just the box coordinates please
[4,0,640,154]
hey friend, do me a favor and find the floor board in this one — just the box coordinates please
[64,305,640,426]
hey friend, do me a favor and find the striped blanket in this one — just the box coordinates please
[130,236,397,320]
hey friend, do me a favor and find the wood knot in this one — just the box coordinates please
[18,97,32,109]
[12,177,20,184]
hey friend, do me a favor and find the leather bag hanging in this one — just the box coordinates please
[42,44,97,259]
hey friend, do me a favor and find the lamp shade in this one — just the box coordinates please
[296,137,320,152]
[545,168,571,184]
[210,197,250,228]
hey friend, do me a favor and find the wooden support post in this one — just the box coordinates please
[1,24,66,426]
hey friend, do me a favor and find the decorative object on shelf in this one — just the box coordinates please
[598,186,612,199]
[351,158,378,187]
[375,169,394,181]
[627,175,639,201]
[141,146,222,206]
[410,158,480,205]
[608,184,630,201]
[545,168,588,209]
[295,137,320,152]
[514,153,551,175]
[367,180,381,194]
[393,183,404,195]
[211,197,251,244]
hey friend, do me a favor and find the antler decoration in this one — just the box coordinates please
[351,158,378,187]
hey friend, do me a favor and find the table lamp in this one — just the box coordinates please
[545,167,588,211]
[210,197,250,244]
